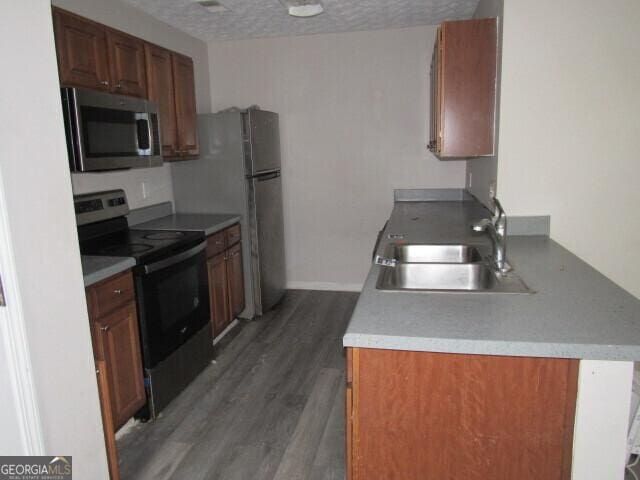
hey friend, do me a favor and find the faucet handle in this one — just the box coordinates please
[492,197,505,222]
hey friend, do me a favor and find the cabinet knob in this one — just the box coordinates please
[99,80,109,86]
[115,82,122,89]
[113,289,123,294]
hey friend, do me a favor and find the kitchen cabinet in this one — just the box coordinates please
[53,8,146,98]
[145,44,178,157]
[346,347,578,480]
[171,53,200,159]
[146,46,200,159]
[95,360,120,480]
[52,8,199,146]
[53,8,110,91]
[428,18,498,158]
[106,29,147,98]
[86,271,146,430]
[86,270,145,480]
[206,224,245,337]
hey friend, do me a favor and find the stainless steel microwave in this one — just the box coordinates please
[61,87,162,172]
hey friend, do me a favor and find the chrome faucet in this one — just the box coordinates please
[472,197,511,273]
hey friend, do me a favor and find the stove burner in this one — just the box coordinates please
[100,243,153,256]
[143,231,185,240]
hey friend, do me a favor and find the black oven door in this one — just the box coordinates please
[134,241,210,369]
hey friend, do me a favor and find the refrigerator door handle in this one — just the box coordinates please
[247,170,281,181]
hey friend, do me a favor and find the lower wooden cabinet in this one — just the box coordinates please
[86,270,145,480]
[208,251,230,337]
[346,347,579,480]
[226,242,245,320]
[93,302,146,430]
[206,223,245,337]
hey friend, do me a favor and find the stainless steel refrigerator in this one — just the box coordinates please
[170,109,286,318]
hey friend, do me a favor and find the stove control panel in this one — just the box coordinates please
[74,189,129,226]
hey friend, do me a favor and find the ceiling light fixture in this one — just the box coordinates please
[280,0,324,18]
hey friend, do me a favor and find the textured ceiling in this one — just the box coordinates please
[121,0,480,42]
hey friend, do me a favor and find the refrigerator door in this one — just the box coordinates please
[244,110,281,175]
[248,170,286,314]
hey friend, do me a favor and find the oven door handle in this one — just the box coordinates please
[142,241,207,275]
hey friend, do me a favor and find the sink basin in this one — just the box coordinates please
[384,244,483,263]
[376,262,532,294]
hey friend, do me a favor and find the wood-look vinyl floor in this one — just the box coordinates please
[117,290,357,480]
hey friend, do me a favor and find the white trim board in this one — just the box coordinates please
[0,167,44,455]
[572,359,633,479]
[286,281,363,293]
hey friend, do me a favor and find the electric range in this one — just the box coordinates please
[75,189,213,421]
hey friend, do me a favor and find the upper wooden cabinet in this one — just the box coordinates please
[429,18,498,158]
[106,30,147,98]
[52,7,200,156]
[53,8,110,91]
[145,44,178,157]
[172,53,200,158]
[146,47,200,159]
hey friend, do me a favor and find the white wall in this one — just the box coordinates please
[498,0,640,299]
[208,27,466,290]
[0,1,108,476]
[53,0,212,209]
[465,0,503,207]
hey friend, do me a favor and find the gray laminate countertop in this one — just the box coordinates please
[134,213,241,236]
[343,199,640,360]
[82,255,135,287]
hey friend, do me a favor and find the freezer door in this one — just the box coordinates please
[245,110,281,175]
[248,170,286,315]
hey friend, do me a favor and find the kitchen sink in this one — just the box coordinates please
[375,244,532,294]
[383,243,483,263]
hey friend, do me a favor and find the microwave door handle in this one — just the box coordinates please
[142,241,206,275]
[135,112,152,155]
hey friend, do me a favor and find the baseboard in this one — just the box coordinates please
[286,281,363,293]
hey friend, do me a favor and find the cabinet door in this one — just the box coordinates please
[106,30,147,98]
[52,8,110,91]
[207,252,230,337]
[94,302,146,431]
[95,360,121,480]
[145,44,178,156]
[172,53,199,157]
[348,348,578,480]
[226,242,245,320]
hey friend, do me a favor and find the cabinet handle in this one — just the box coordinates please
[115,82,122,89]
[99,80,109,86]
[100,325,110,332]
[113,289,123,294]
[215,240,223,245]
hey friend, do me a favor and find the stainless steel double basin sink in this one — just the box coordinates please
[376,244,532,294]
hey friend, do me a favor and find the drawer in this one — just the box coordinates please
[87,271,135,319]
[206,231,226,258]
[225,223,241,247]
